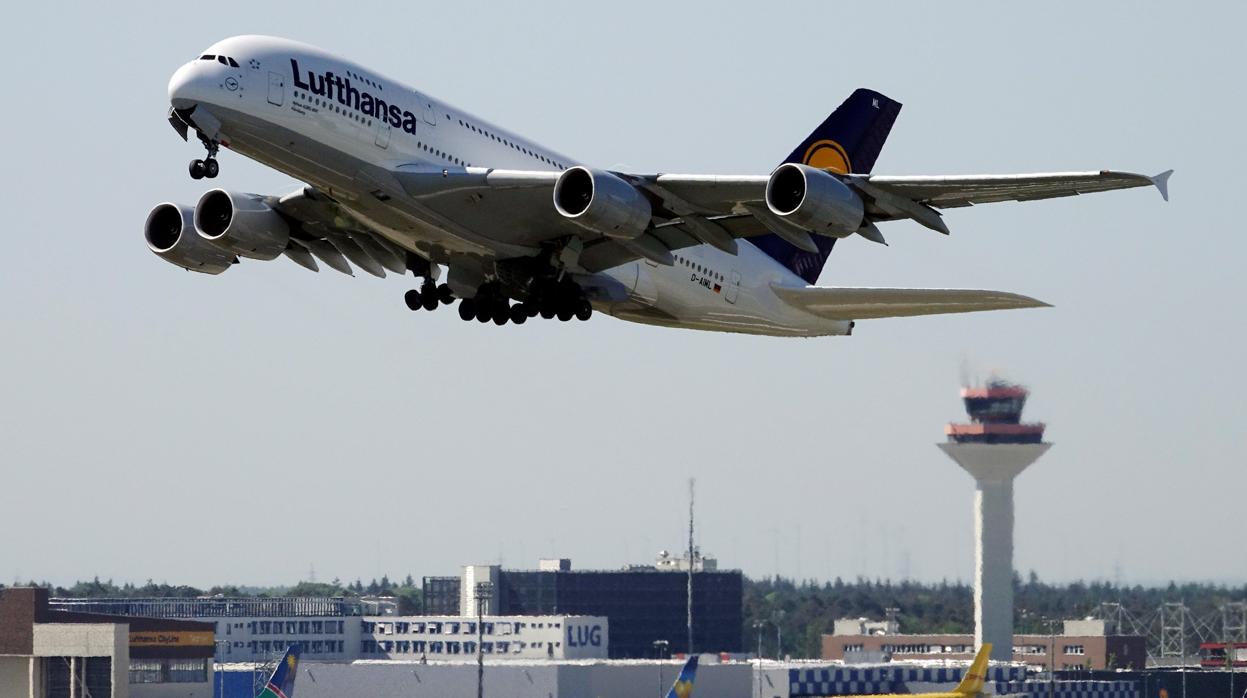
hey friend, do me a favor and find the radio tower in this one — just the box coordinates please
[939,378,1050,662]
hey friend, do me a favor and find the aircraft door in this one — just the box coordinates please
[267,72,284,106]
[421,97,437,126]
[375,121,391,149]
[726,270,740,304]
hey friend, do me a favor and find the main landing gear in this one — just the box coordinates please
[402,277,593,327]
[189,138,221,180]
[450,280,592,327]
[404,280,455,312]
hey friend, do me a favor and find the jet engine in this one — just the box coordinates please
[765,163,865,238]
[194,189,290,260]
[553,167,651,240]
[144,203,234,274]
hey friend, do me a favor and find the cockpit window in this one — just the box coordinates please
[200,55,215,61]
[227,57,240,68]
[217,56,228,65]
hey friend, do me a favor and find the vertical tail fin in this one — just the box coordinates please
[751,88,902,284]
[257,644,300,698]
[664,655,698,698]
[953,643,991,696]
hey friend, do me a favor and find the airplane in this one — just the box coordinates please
[256,644,300,698]
[147,35,1172,337]
[666,655,698,698]
[843,643,996,698]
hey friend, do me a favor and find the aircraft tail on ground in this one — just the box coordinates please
[664,655,699,698]
[751,88,903,284]
[257,644,300,698]
[953,643,992,696]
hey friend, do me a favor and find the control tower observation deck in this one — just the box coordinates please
[945,381,1045,445]
[938,379,1050,662]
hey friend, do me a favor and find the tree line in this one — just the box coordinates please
[744,573,1247,658]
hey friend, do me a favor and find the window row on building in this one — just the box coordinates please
[128,658,209,684]
[364,619,545,636]
[361,639,552,656]
[881,643,975,655]
[224,619,347,636]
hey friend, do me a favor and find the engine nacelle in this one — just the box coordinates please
[765,163,865,238]
[553,167,651,240]
[144,203,234,275]
[194,189,290,260]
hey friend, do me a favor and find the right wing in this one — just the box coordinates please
[771,285,1050,320]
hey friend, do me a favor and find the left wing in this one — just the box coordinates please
[859,169,1173,210]
[390,165,1169,272]
[771,285,1051,320]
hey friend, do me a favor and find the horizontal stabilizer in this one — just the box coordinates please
[772,285,1050,320]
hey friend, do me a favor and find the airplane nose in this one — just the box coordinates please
[168,62,204,108]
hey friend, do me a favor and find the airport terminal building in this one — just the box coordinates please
[50,556,740,664]
[0,587,215,698]
[49,595,608,664]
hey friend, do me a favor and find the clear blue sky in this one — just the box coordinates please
[1,1,1241,588]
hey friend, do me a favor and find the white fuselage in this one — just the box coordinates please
[168,36,851,336]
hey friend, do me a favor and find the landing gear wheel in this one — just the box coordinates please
[421,292,439,311]
[575,301,593,321]
[458,299,476,321]
[491,302,510,326]
[475,303,492,323]
[556,306,574,322]
[510,304,529,325]
[203,158,219,178]
[404,290,422,311]
[437,283,454,304]
[189,159,206,180]
[539,300,557,320]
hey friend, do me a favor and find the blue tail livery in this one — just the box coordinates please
[256,644,300,698]
[752,89,903,284]
[665,655,698,698]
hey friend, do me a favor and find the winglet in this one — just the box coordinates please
[1150,169,1173,202]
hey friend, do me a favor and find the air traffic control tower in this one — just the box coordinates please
[939,379,1050,662]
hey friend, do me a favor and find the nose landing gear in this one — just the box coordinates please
[189,137,221,180]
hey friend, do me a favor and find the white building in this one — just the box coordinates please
[49,597,609,665]
[360,615,608,661]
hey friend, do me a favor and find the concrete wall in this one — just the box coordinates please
[557,662,751,698]
[753,665,791,698]
[218,659,754,698]
[32,623,125,657]
[0,656,31,697]
[32,623,130,698]
[299,662,558,698]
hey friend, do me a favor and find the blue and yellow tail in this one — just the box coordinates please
[752,88,902,284]
[256,644,300,698]
[665,655,698,698]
